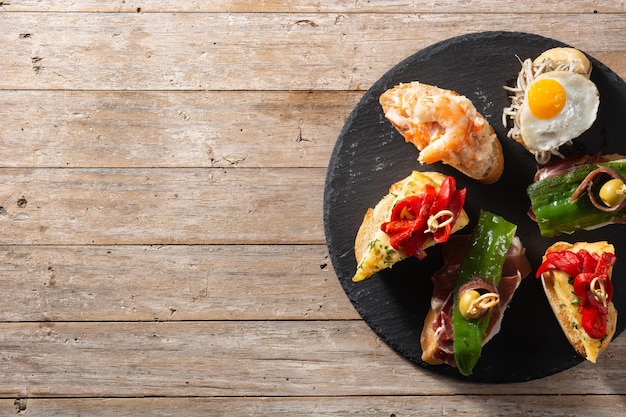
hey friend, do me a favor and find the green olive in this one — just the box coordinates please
[599,178,626,207]
[458,290,481,320]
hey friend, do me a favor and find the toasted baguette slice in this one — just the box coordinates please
[420,304,448,365]
[540,241,617,363]
[352,171,469,282]
[533,47,592,78]
[380,82,504,184]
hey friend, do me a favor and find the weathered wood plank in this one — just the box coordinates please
[1,0,623,14]
[0,91,354,168]
[1,395,623,417]
[0,168,325,245]
[2,13,626,91]
[0,321,624,398]
[0,244,355,321]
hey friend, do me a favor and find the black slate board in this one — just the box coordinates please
[323,31,626,383]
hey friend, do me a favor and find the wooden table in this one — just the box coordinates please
[1,2,625,415]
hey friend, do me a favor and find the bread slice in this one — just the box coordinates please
[420,303,449,365]
[380,82,504,184]
[533,47,592,78]
[352,171,469,282]
[540,241,617,363]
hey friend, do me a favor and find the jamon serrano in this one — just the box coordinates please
[420,235,531,367]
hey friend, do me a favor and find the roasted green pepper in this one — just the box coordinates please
[452,211,517,376]
[527,160,626,237]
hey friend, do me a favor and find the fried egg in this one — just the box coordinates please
[518,70,599,154]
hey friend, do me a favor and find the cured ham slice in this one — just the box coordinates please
[420,235,531,366]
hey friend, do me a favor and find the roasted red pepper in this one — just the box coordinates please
[536,249,616,339]
[380,176,466,260]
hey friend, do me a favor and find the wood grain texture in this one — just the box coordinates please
[0,91,352,168]
[0,321,625,398]
[1,0,624,13]
[0,167,325,245]
[2,13,626,91]
[0,244,352,321]
[1,395,624,417]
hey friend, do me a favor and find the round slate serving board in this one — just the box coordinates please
[323,31,626,383]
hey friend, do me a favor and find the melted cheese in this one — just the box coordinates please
[355,235,403,280]
[542,241,614,363]
[548,269,604,363]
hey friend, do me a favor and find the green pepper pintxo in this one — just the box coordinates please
[527,159,626,237]
[452,211,517,376]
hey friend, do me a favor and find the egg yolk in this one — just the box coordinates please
[527,78,567,119]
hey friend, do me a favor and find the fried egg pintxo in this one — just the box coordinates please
[503,47,600,164]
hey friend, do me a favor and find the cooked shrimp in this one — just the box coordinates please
[380,81,502,183]
[382,85,486,165]
[415,94,473,164]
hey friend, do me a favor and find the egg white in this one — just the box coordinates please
[519,70,599,153]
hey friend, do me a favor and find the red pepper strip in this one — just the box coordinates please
[576,270,609,339]
[581,251,599,277]
[383,219,417,235]
[429,174,454,214]
[581,303,608,339]
[400,184,437,260]
[593,253,615,304]
[434,187,466,243]
[536,249,616,339]
[385,195,428,251]
[389,195,421,220]
[573,272,595,301]
[595,252,617,279]
[417,184,438,228]
[380,176,466,260]
[535,250,581,278]
[429,175,454,243]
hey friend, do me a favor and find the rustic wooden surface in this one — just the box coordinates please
[1,1,626,415]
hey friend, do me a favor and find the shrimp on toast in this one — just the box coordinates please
[380,82,504,184]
